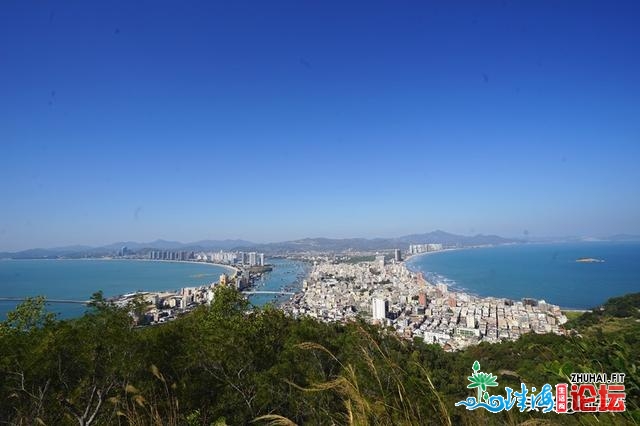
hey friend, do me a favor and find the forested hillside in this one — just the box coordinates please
[1,289,638,425]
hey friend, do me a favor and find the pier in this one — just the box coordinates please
[0,297,89,305]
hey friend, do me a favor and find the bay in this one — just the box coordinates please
[0,258,309,320]
[0,259,232,319]
[406,242,640,309]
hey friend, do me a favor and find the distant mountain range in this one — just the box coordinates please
[243,230,522,254]
[525,234,640,243]
[0,231,517,259]
[1,231,638,259]
[0,239,255,259]
[96,239,256,251]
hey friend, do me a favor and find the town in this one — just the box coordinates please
[283,251,568,351]
[109,249,273,325]
[109,245,568,350]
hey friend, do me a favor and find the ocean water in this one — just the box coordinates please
[406,242,640,309]
[0,259,232,319]
[0,258,308,320]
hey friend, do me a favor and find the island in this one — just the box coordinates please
[576,257,605,263]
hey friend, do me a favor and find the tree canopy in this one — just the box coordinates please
[0,288,638,425]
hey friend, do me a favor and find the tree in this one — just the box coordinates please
[0,296,56,334]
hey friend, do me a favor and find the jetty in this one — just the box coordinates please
[0,297,89,305]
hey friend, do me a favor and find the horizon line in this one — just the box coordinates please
[3,230,640,253]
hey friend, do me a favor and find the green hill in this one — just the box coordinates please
[0,290,638,425]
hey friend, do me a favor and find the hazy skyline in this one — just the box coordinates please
[2,1,640,251]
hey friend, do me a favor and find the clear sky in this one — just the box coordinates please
[1,1,639,251]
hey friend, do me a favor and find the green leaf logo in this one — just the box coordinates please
[466,361,499,401]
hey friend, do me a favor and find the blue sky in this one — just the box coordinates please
[1,1,639,250]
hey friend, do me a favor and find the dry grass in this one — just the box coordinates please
[108,365,180,426]
[256,325,453,426]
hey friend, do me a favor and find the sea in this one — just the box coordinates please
[0,258,307,320]
[406,242,640,309]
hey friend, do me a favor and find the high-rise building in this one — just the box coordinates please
[409,243,443,254]
[372,298,388,320]
[466,315,476,329]
[258,253,265,266]
[248,252,257,266]
[394,249,402,262]
[375,254,386,269]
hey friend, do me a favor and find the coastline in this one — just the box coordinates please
[0,259,236,320]
[2,257,237,275]
[291,255,570,348]
[404,243,515,265]
[404,247,464,264]
[29,257,240,279]
[403,242,638,310]
[404,245,555,307]
[0,258,237,302]
[1,257,308,320]
[131,258,239,278]
[404,246,472,285]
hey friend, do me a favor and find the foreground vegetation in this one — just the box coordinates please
[0,289,638,425]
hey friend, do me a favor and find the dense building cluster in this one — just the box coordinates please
[408,244,443,254]
[146,250,265,266]
[285,259,568,350]
[113,283,220,324]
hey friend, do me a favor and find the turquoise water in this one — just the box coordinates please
[0,259,232,319]
[406,242,640,309]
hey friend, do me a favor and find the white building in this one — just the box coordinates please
[372,298,388,320]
